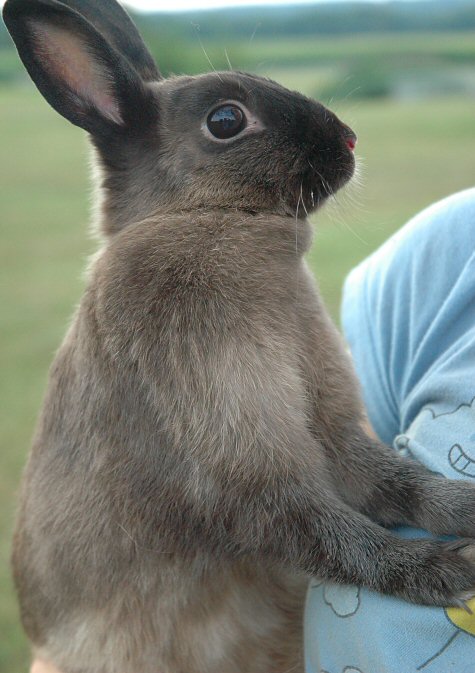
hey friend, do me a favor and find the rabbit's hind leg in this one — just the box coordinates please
[172,563,307,673]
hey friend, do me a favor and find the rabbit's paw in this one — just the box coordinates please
[396,538,475,608]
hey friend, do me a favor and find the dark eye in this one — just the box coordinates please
[207,105,245,140]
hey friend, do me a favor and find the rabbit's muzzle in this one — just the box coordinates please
[289,110,357,215]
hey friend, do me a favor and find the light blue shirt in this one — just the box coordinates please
[305,189,475,673]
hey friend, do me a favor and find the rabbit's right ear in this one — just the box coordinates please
[2,0,159,137]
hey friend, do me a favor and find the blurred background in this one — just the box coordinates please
[1,0,475,670]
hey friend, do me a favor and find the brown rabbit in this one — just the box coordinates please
[4,1,475,672]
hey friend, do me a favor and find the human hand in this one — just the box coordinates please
[31,660,62,673]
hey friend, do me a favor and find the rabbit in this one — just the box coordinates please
[4,0,475,672]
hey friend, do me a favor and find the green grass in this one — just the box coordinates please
[1,81,475,671]
[0,87,91,672]
[167,30,475,78]
[241,30,475,68]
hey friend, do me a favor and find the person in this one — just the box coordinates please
[30,663,60,673]
[28,189,475,673]
[305,187,475,673]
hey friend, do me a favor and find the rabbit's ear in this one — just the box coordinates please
[2,0,158,136]
[48,0,161,82]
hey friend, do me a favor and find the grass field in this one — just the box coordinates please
[1,79,475,671]
[126,22,475,74]
[238,30,475,67]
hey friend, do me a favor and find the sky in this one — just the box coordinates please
[124,0,428,13]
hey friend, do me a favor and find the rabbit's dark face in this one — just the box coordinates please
[147,71,356,219]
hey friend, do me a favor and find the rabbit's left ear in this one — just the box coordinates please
[2,0,158,137]
[49,0,161,82]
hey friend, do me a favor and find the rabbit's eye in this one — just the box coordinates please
[207,105,245,139]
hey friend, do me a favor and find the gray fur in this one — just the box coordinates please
[4,1,475,671]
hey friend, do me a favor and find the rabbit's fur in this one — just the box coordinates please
[4,1,475,672]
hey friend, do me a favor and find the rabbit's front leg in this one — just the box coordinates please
[323,429,475,539]
[198,441,475,607]
[296,277,475,540]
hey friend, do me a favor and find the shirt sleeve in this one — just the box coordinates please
[341,188,475,457]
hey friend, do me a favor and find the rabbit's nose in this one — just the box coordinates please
[343,127,357,151]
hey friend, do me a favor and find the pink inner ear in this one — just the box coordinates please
[30,21,123,125]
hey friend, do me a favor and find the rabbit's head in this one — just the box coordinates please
[3,0,357,235]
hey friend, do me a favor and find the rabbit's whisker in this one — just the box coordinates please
[300,182,309,217]
[224,48,233,71]
[308,160,331,199]
[192,22,223,82]
[249,22,261,44]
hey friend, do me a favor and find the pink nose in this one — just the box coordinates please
[342,125,357,151]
